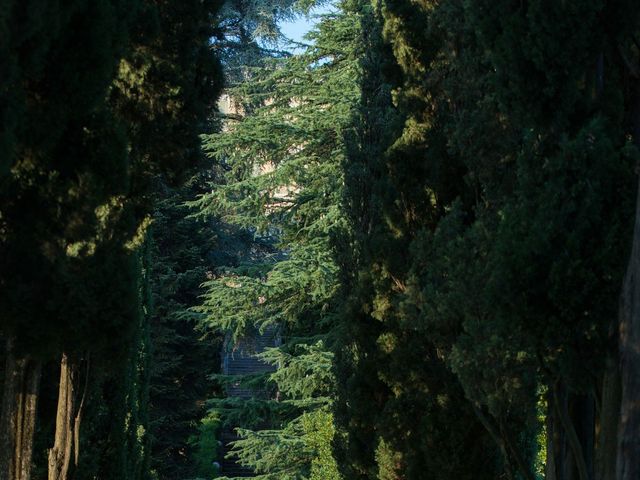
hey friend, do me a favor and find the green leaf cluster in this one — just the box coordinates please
[335,0,640,479]
[192,2,361,478]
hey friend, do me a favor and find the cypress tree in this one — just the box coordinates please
[0,0,224,477]
[433,2,638,478]
[336,1,640,479]
[335,1,503,478]
[0,3,137,477]
[87,0,224,476]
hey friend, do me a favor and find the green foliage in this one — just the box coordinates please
[303,409,341,480]
[221,407,339,480]
[0,0,224,477]
[191,412,223,478]
[3,0,638,479]
[219,0,325,42]
[0,0,140,357]
[147,174,224,479]
[337,0,640,479]
[193,1,359,338]
[208,339,339,479]
[193,3,360,479]
[334,1,502,478]
[216,0,331,86]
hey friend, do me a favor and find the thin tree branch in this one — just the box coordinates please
[552,383,590,480]
[470,403,515,480]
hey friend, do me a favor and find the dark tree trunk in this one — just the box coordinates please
[547,386,571,480]
[470,403,534,480]
[547,384,596,480]
[616,183,640,480]
[0,337,42,480]
[617,178,640,480]
[595,349,620,480]
[573,394,595,480]
[616,67,640,480]
[546,397,559,480]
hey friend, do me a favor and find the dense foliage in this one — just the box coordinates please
[335,1,640,479]
[0,0,222,478]
[2,1,640,480]
[190,2,359,478]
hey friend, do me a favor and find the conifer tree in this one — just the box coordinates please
[144,2,327,478]
[0,0,223,478]
[191,2,358,477]
[337,1,640,479]
[0,3,138,477]
[421,2,638,478]
[86,0,224,477]
[147,171,246,479]
[335,1,504,478]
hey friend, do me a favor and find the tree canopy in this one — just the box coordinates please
[2,1,640,480]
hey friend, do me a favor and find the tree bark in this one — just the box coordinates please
[546,396,559,480]
[595,351,620,480]
[616,65,640,480]
[0,337,42,480]
[553,384,591,480]
[47,353,83,480]
[73,353,89,467]
[574,394,595,480]
[470,403,534,480]
[617,175,640,480]
[547,383,598,480]
[547,386,572,480]
[499,419,537,480]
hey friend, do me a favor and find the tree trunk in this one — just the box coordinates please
[47,353,85,480]
[470,403,534,480]
[0,337,42,480]
[546,396,559,480]
[547,383,597,480]
[617,175,640,480]
[547,386,572,480]
[574,394,595,480]
[616,67,640,480]
[595,351,620,480]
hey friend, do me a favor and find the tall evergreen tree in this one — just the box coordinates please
[335,1,503,479]
[144,2,326,477]
[337,1,640,479]
[0,1,223,478]
[191,2,358,477]
[0,3,138,477]
[147,171,248,479]
[421,2,638,479]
